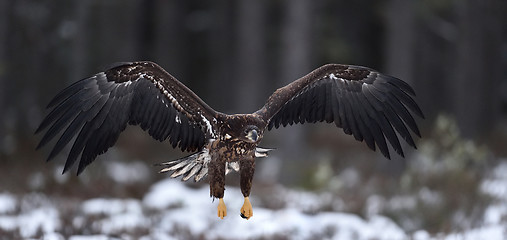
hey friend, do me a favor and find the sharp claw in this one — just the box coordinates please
[240,197,253,220]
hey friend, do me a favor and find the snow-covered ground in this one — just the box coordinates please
[0,161,506,239]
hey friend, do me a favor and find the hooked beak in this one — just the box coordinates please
[247,129,258,142]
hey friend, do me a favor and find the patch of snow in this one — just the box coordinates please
[142,179,212,209]
[0,215,17,231]
[479,161,507,240]
[157,207,214,235]
[0,207,61,238]
[490,160,507,178]
[72,215,86,229]
[140,231,179,240]
[484,204,506,225]
[481,163,507,200]
[42,232,65,240]
[69,235,112,240]
[0,192,17,214]
[82,198,142,216]
[481,179,507,201]
[95,212,148,234]
[143,179,408,240]
[80,198,149,234]
[19,207,61,237]
[282,188,333,213]
[169,209,407,240]
[444,225,505,240]
[413,230,431,240]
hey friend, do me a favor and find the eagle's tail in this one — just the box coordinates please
[156,147,275,182]
[156,149,211,182]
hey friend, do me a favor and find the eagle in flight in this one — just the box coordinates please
[36,61,423,220]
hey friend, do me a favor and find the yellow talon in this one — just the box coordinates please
[240,197,253,220]
[217,198,227,219]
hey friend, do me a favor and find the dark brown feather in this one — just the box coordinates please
[257,64,423,159]
[36,61,221,174]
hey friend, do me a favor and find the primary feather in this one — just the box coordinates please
[255,64,424,159]
[36,61,219,174]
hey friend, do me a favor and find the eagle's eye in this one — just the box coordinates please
[245,128,259,142]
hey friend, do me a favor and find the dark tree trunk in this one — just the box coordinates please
[276,0,314,184]
[153,1,186,76]
[208,1,235,112]
[70,0,91,82]
[451,0,503,138]
[0,0,11,157]
[384,0,415,85]
[233,0,267,113]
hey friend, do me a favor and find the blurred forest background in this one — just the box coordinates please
[0,0,506,238]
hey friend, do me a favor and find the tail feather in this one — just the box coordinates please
[182,164,202,181]
[195,165,208,182]
[170,161,197,178]
[157,146,275,182]
[157,149,211,182]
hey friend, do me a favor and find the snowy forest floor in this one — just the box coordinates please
[1,116,506,239]
[0,159,505,240]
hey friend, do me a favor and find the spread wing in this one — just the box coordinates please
[36,61,221,174]
[255,64,424,159]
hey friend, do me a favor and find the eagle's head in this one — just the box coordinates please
[222,114,265,143]
[243,125,260,143]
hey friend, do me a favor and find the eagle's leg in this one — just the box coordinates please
[209,158,227,219]
[239,157,255,220]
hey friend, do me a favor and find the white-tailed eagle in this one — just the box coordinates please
[36,61,424,220]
